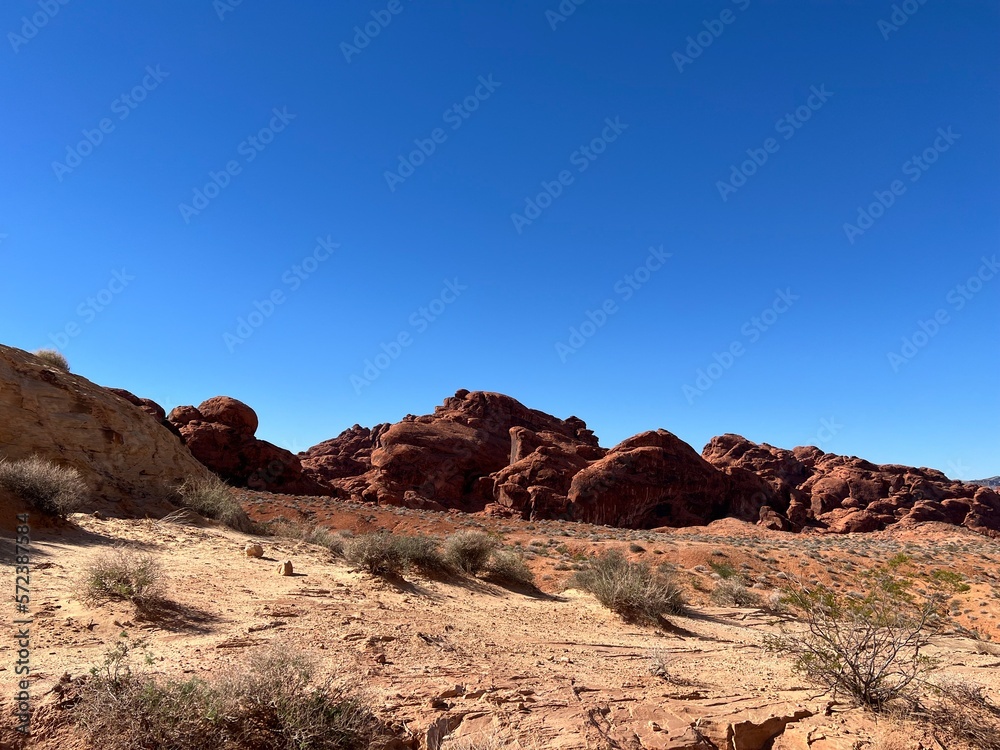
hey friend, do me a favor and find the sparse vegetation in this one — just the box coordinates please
[921,679,1000,750]
[176,476,253,532]
[82,548,163,606]
[302,525,347,556]
[269,521,347,556]
[445,530,500,574]
[767,568,946,710]
[929,569,971,593]
[394,533,451,574]
[33,347,70,371]
[0,455,87,517]
[708,560,738,579]
[710,578,762,607]
[483,549,535,587]
[344,532,406,575]
[569,549,686,625]
[74,638,382,750]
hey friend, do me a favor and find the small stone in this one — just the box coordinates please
[245,543,264,558]
[277,560,293,576]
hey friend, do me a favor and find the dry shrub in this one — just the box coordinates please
[269,521,347,556]
[482,549,535,587]
[74,639,383,750]
[344,532,406,575]
[0,455,87,517]
[767,568,945,710]
[394,534,451,574]
[710,578,762,607]
[177,476,253,532]
[81,547,163,605]
[569,549,686,624]
[444,531,500,574]
[33,348,70,371]
[922,680,1000,750]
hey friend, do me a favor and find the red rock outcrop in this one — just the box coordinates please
[168,397,328,496]
[97,381,990,537]
[364,390,600,510]
[567,430,731,528]
[490,427,603,519]
[701,434,989,536]
[299,423,390,482]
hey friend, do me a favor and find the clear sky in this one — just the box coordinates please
[1,1,997,478]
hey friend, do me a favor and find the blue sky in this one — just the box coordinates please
[2,1,997,478]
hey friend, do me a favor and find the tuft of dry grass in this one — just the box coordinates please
[444,531,500,574]
[569,549,686,625]
[483,549,535,587]
[176,476,254,532]
[33,347,70,371]
[81,547,163,606]
[710,578,762,607]
[0,455,88,517]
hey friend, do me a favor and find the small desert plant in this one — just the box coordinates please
[708,560,738,579]
[344,532,406,576]
[767,568,946,710]
[445,531,500,574]
[271,522,347,556]
[711,578,762,607]
[394,534,451,574]
[482,549,535,587]
[82,548,163,605]
[33,347,70,371]
[74,639,382,750]
[0,455,88,517]
[569,549,686,624]
[302,525,346,556]
[176,476,253,532]
[929,568,970,593]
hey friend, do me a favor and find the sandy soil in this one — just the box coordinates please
[3,494,1000,749]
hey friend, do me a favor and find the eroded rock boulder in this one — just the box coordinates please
[567,430,732,528]
[169,396,328,496]
[702,434,992,536]
[300,423,390,482]
[366,390,600,509]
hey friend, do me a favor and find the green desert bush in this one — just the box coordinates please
[74,639,382,750]
[33,347,70,371]
[82,548,163,605]
[483,549,535,587]
[176,476,253,532]
[708,560,738,579]
[0,455,88,517]
[767,568,946,710]
[444,531,500,574]
[569,549,686,624]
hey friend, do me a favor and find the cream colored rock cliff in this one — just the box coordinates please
[0,344,215,513]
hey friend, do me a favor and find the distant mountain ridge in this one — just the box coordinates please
[969,476,1000,488]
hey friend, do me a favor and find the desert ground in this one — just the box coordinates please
[4,491,1000,750]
